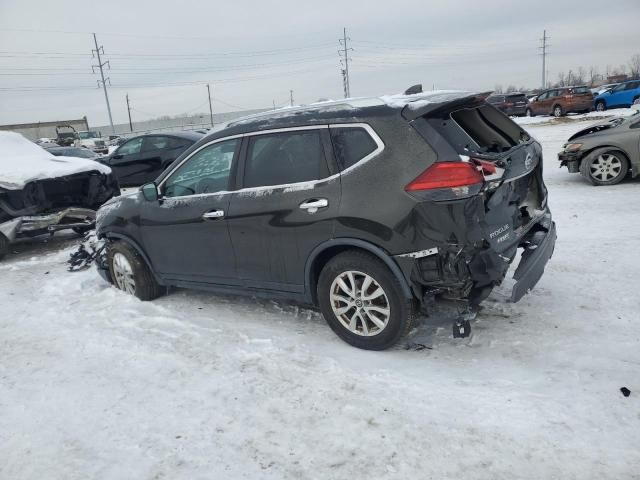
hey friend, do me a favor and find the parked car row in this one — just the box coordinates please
[488,80,640,118]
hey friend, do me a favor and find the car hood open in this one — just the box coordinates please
[0,131,112,190]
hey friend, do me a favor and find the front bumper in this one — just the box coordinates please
[558,151,581,173]
[0,207,96,242]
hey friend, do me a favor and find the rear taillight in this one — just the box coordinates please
[405,161,484,191]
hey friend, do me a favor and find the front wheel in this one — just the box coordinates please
[107,241,164,300]
[317,251,416,350]
[0,233,8,261]
[595,100,606,112]
[580,149,629,186]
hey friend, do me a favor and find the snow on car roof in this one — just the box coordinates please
[0,132,112,190]
[226,90,473,127]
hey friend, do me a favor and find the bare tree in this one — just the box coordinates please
[574,67,586,85]
[588,66,599,86]
[556,72,566,87]
[493,84,503,94]
[629,54,640,78]
[612,64,627,76]
[505,85,517,93]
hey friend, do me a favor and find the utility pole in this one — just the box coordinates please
[125,94,133,132]
[539,30,549,89]
[206,84,214,127]
[289,90,294,107]
[338,27,353,98]
[341,69,348,98]
[92,33,114,134]
[272,100,276,110]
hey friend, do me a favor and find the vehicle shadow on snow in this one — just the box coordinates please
[153,285,522,353]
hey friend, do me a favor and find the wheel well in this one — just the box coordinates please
[307,244,412,305]
[308,245,355,305]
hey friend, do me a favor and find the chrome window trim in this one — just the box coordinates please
[158,123,384,200]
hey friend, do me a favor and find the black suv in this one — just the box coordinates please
[101,132,203,187]
[95,91,556,350]
[486,93,528,116]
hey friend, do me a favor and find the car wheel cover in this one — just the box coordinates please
[590,153,623,182]
[112,252,136,294]
[554,106,562,117]
[596,102,604,111]
[329,270,390,337]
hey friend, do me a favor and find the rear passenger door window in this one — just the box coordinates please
[143,136,171,152]
[330,126,379,171]
[243,130,329,188]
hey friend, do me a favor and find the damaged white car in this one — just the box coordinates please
[0,132,119,260]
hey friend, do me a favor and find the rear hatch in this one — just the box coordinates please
[408,95,548,252]
[403,93,555,301]
[505,93,528,111]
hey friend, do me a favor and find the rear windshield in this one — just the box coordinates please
[428,104,530,155]
[506,94,526,101]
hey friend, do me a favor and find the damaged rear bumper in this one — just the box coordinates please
[395,211,556,307]
[0,207,96,242]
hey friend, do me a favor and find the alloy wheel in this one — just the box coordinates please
[553,106,562,117]
[596,102,605,112]
[329,270,390,336]
[112,252,136,294]
[590,153,623,182]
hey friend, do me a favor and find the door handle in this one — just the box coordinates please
[202,209,225,220]
[299,198,328,214]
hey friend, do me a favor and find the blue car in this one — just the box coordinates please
[594,80,640,111]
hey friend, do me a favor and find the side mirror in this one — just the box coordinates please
[140,183,159,202]
[112,154,123,160]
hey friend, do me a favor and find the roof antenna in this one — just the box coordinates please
[404,84,423,95]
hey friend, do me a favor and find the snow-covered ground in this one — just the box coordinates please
[1,118,639,479]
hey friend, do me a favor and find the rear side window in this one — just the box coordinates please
[428,104,529,154]
[487,95,504,104]
[571,86,590,94]
[330,127,378,171]
[143,136,170,151]
[244,130,328,188]
[506,94,526,101]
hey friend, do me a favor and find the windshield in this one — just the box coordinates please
[78,131,99,139]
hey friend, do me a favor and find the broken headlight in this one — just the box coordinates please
[563,143,583,153]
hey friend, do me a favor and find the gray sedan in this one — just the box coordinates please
[558,110,640,185]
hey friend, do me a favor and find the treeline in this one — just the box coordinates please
[495,53,640,94]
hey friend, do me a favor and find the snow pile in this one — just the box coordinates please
[0,132,111,190]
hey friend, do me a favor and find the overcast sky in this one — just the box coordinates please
[1,0,638,127]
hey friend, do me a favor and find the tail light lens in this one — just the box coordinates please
[405,161,484,191]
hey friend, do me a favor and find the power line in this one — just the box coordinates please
[92,32,114,134]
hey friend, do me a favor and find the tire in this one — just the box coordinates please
[107,241,164,301]
[633,96,640,105]
[525,108,534,117]
[317,250,417,350]
[579,148,629,186]
[0,233,8,261]
[595,100,606,112]
[552,104,563,117]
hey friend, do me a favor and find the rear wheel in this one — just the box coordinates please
[595,100,606,112]
[317,250,416,350]
[580,149,629,186]
[107,241,163,300]
[525,108,534,117]
[553,104,563,117]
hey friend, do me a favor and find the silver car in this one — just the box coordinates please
[558,109,640,185]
